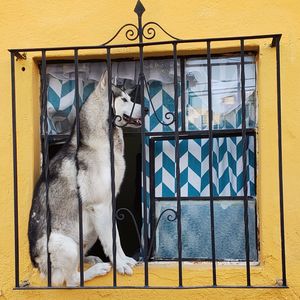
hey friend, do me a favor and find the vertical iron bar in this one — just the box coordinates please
[275,37,287,286]
[254,198,259,261]
[180,58,186,132]
[149,138,155,259]
[240,39,251,286]
[173,43,183,287]
[11,52,20,288]
[41,50,52,287]
[141,62,149,288]
[207,41,217,286]
[74,49,84,286]
[136,8,149,287]
[237,64,241,103]
[254,134,259,259]
[107,48,117,287]
[254,134,257,197]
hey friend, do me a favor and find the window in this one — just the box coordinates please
[44,54,258,262]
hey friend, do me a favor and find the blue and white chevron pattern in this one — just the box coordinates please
[151,137,255,198]
[46,77,256,197]
[143,81,255,199]
[47,76,96,134]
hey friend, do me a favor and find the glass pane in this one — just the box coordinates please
[144,59,181,133]
[153,136,255,198]
[185,55,256,130]
[154,200,257,261]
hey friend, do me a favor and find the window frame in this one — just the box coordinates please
[42,53,259,263]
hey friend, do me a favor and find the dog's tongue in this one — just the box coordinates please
[123,114,142,126]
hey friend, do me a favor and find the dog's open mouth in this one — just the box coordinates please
[123,114,142,127]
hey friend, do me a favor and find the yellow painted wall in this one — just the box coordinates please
[0,0,299,299]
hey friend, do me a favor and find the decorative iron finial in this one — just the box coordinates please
[134,0,145,17]
[101,0,180,46]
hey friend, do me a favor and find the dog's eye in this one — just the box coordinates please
[121,97,128,102]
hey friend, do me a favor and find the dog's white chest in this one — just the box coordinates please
[80,144,125,205]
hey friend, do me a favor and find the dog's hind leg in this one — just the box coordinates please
[47,232,80,286]
[84,255,103,265]
[49,232,110,286]
[66,262,111,287]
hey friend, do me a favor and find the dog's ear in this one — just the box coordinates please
[124,88,134,95]
[98,70,108,92]
[111,85,123,97]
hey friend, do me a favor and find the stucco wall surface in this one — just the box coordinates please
[0,0,299,299]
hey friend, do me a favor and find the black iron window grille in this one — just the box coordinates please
[10,0,286,289]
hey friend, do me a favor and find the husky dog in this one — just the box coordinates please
[28,71,142,286]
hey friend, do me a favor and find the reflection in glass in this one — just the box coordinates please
[185,56,256,130]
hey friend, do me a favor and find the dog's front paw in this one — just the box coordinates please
[124,256,137,267]
[93,262,111,276]
[116,260,133,275]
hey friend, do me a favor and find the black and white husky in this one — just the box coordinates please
[28,71,141,286]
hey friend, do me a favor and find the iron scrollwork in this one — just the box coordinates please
[144,80,176,126]
[115,206,178,261]
[142,22,180,41]
[147,208,177,260]
[101,0,180,46]
[102,23,139,46]
[116,207,142,246]
[102,0,179,128]
[111,75,176,128]
[102,21,180,46]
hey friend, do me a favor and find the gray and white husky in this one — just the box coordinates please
[28,71,142,286]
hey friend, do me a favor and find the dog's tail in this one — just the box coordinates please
[28,175,47,268]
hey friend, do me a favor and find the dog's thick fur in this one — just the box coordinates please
[28,71,141,286]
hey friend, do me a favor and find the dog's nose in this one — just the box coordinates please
[144,107,149,114]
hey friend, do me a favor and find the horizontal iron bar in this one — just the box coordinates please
[155,196,256,201]
[42,129,256,141]
[13,285,288,290]
[146,128,256,139]
[8,34,281,53]
[43,128,257,144]
[35,52,258,66]
[150,258,257,262]
[42,128,256,144]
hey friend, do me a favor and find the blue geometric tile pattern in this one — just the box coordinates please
[143,80,255,199]
[47,76,96,135]
[151,137,255,198]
